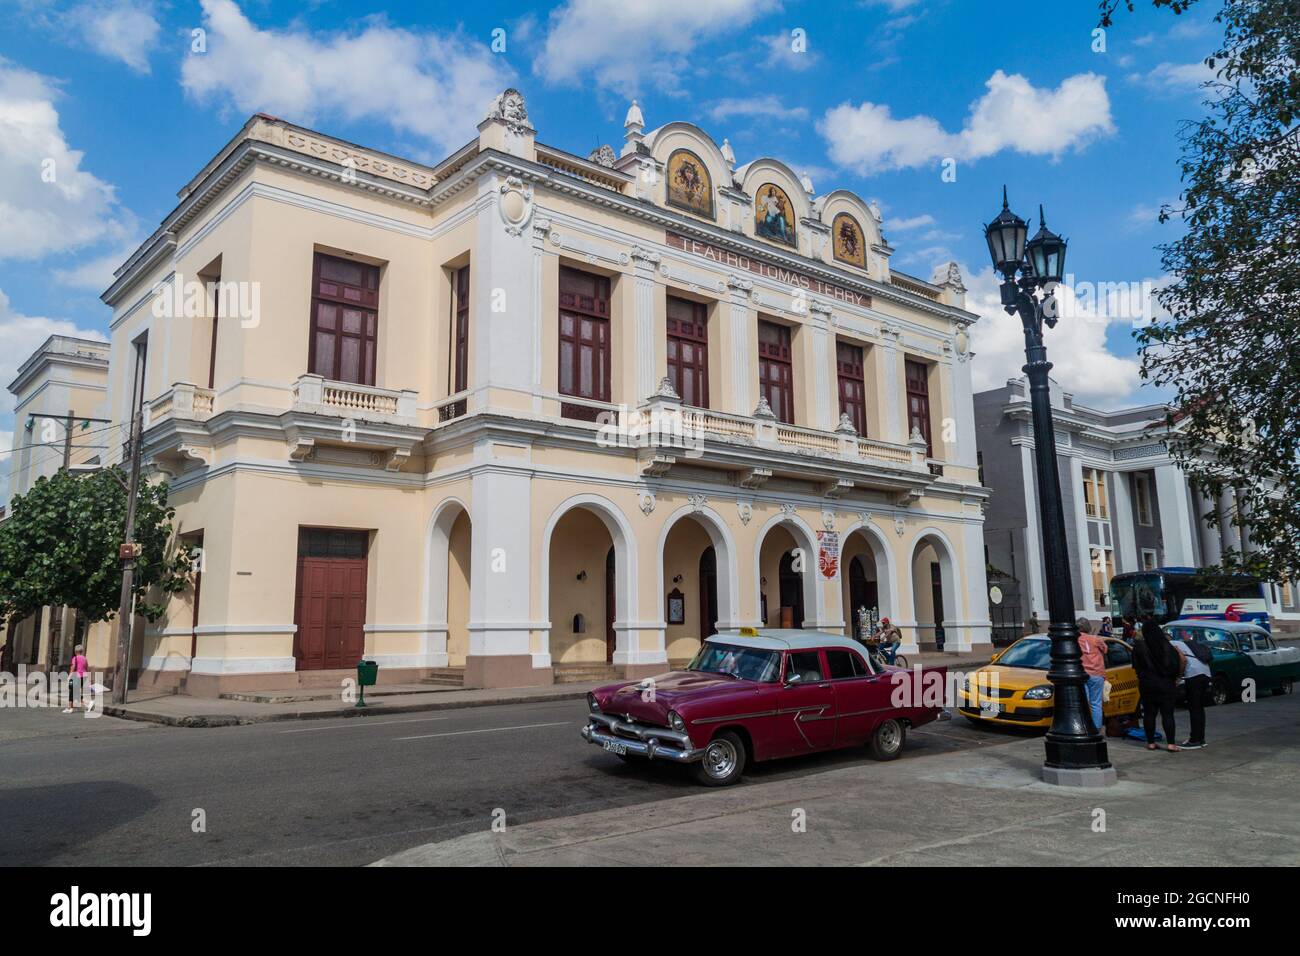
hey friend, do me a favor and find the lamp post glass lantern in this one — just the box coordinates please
[983,188,1112,784]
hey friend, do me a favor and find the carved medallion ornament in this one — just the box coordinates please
[498,176,534,236]
[688,494,708,513]
[638,491,657,516]
[737,500,754,526]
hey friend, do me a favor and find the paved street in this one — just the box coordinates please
[0,698,1014,866]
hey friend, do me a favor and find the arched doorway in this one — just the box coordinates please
[657,506,738,665]
[546,504,626,665]
[840,523,893,639]
[911,531,957,652]
[756,517,819,629]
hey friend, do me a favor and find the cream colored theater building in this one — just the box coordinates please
[9,89,994,694]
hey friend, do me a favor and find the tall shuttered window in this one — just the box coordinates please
[757,320,794,425]
[836,341,867,436]
[905,358,932,457]
[666,296,709,407]
[558,267,611,421]
[309,252,379,386]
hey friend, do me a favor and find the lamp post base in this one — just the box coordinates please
[1042,764,1118,788]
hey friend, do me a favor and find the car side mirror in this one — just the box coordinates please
[785,672,802,686]
[990,651,1002,663]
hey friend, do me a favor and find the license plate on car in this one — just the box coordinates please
[980,700,1001,717]
[602,739,628,755]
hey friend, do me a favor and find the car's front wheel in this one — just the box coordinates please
[869,719,906,761]
[693,731,746,786]
[1273,677,1293,697]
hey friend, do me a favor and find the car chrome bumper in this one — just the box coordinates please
[581,713,703,763]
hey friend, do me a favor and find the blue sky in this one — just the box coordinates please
[0,0,1222,468]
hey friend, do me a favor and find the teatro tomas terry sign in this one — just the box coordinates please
[665,232,872,309]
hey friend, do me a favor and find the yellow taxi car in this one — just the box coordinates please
[957,635,1140,730]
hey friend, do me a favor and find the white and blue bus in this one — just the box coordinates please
[1109,567,1269,631]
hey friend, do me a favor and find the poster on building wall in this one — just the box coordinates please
[817,531,840,579]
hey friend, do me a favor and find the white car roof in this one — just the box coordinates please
[1167,618,1269,634]
[707,629,867,653]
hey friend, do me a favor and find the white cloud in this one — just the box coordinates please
[0,60,126,261]
[820,70,1114,173]
[73,1,161,73]
[1129,60,1214,93]
[51,236,143,292]
[535,0,779,96]
[761,31,817,72]
[965,265,1154,407]
[708,95,808,122]
[181,0,511,157]
[884,213,934,232]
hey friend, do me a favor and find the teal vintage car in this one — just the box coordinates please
[1165,619,1300,705]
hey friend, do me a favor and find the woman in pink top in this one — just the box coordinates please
[1076,620,1108,734]
[64,645,89,713]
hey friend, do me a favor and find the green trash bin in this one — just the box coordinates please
[356,659,378,707]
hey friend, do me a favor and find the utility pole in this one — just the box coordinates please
[62,409,73,470]
[111,401,144,706]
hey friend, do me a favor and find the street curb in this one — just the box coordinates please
[96,656,997,728]
[99,689,591,728]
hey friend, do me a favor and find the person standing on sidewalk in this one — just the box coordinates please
[1132,619,1183,752]
[1170,630,1212,749]
[1077,619,1108,734]
[64,644,89,714]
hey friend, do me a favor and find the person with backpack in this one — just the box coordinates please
[1132,619,1183,752]
[1170,629,1213,749]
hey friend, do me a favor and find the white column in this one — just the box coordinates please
[1154,463,1196,566]
[1197,483,1222,566]
[1068,454,1095,614]
[1217,488,1239,558]
[1112,471,1139,572]
[726,275,753,414]
[1018,442,1047,617]
[631,247,660,403]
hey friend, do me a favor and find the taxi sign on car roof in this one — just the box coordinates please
[738,627,758,637]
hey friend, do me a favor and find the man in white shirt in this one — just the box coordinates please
[1170,631,1212,749]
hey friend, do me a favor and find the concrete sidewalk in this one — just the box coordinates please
[372,691,1300,866]
[100,648,993,728]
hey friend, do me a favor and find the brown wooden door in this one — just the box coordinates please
[293,529,368,671]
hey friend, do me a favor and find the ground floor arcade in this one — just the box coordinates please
[5,467,990,695]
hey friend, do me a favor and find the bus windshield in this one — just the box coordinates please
[1110,573,1167,620]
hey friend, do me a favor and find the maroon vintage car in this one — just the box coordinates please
[580,629,948,786]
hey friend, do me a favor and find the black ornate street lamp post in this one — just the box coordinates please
[984,188,1115,786]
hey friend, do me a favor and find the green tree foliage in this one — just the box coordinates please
[1106,0,1300,580]
[0,469,193,623]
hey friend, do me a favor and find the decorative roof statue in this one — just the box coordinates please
[484,88,533,134]
[588,145,617,167]
[800,172,815,195]
[720,138,736,168]
[931,261,966,294]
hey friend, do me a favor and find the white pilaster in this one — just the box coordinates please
[808,302,833,430]
[631,247,660,402]
[1068,454,1095,614]
[1018,442,1046,617]
[950,350,978,468]
[467,456,535,661]
[474,173,537,400]
[726,275,753,414]
[880,329,903,443]
[958,519,992,649]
